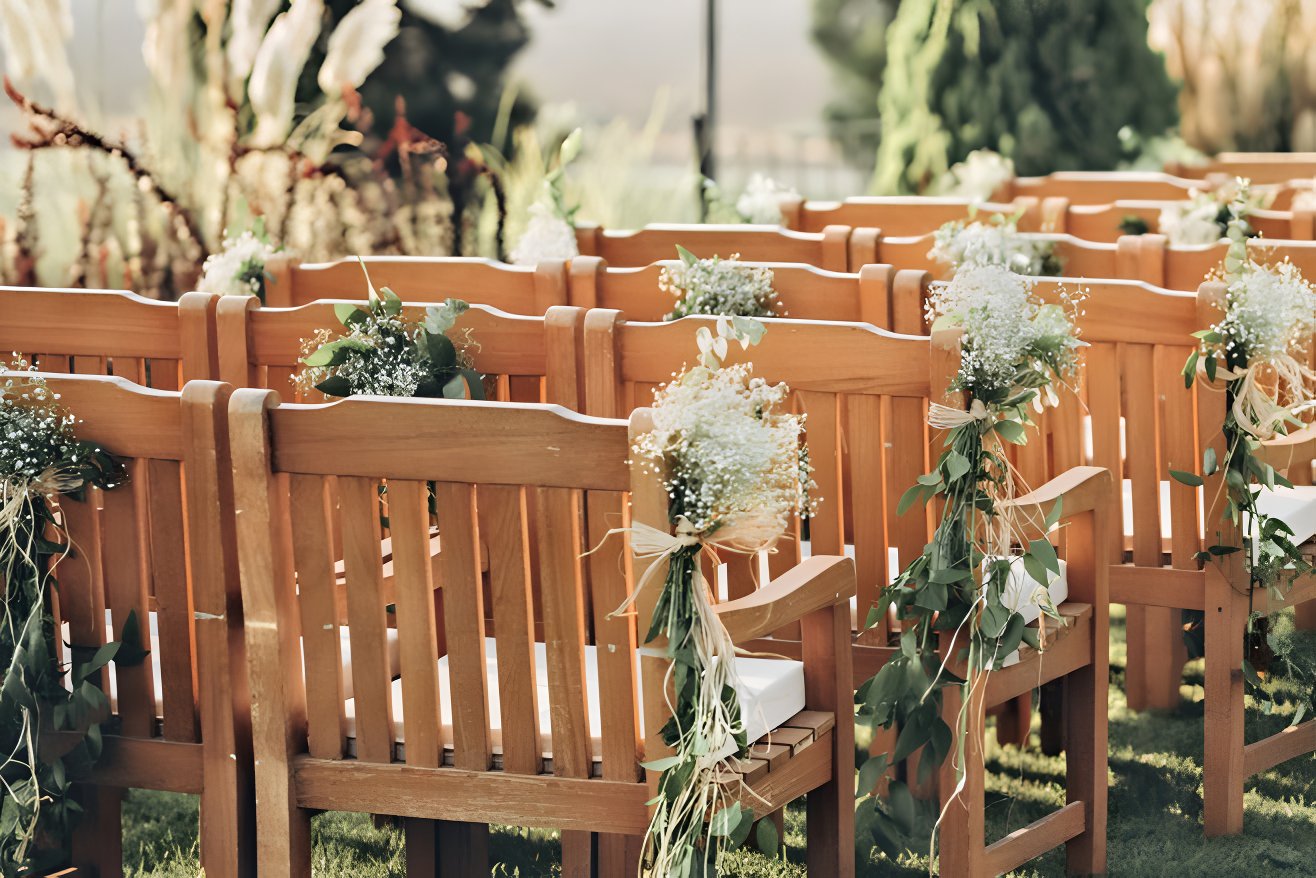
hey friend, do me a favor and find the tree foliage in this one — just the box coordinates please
[873,0,1178,192]
[810,0,901,168]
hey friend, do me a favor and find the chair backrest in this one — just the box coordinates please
[215,298,583,407]
[230,391,648,796]
[1118,235,1316,291]
[567,258,928,330]
[1045,199,1316,243]
[583,312,956,632]
[0,288,216,388]
[1168,153,1316,185]
[1004,171,1203,203]
[780,196,1042,236]
[574,223,856,271]
[39,374,243,761]
[263,256,570,313]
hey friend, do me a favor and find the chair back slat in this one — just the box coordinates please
[536,486,593,779]
[433,481,493,770]
[101,466,157,737]
[800,390,844,556]
[846,394,888,638]
[1158,345,1203,567]
[287,473,347,759]
[338,476,397,763]
[584,491,642,782]
[479,484,542,775]
[145,458,199,742]
[387,479,444,770]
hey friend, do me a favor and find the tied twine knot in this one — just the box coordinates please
[1199,355,1316,440]
[928,398,990,430]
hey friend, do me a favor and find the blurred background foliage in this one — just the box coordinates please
[7,0,1316,296]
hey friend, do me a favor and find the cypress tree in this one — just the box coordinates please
[873,0,1177,193]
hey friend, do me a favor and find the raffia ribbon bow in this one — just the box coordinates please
[1200,356,1316,440]
[928,397,990,430]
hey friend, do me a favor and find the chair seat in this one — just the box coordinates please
[1121,480,1316,546]
[67,612,399,714]
[343,638,806,765]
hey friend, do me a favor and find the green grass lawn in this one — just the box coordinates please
[119,607,1316,876]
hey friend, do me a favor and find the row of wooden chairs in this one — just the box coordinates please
[782,194,1316,242]
[255,232,1316,317]
[17,259,1316,871]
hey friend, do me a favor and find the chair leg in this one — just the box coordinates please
[405,819,439,878]
[803,604,855,878]
[937,682,986,877]
[560,829,595,877]
[1039,679,1067,756]
[993,692,1032,748]
[596,833,641,876]
[1294,600,1316,631]
[1125,605,1184,711]
[437,821,488,877]
[1063,661,1107,875]
[199,753,256,878]
[1203,580,1246,836]
[70,785,122,878]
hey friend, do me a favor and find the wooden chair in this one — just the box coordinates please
[998,170,1205,203]
[262,255,570,311]
[567,258,928,329]
[583,311,946,686]
[215,297,583,407]
[230,392,857,877]
[0,287,216,386]
[1116,234,1316,291]
[918,447,1113,876]
[37,374,252,877]
[573,223,865,271]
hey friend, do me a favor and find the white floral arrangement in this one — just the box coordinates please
[1158,178,1266,247]
[197,225,281,299]
[733,173,800,224]
[929,212,1061,278]
[507,128,582,265]
[661,246,779,321]
[934,149,1015,203]
[620,318,814,875]
[926,264,1085,403]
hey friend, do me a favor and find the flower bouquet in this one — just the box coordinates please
[662,247,779,321]
[929,210,1062,278]
[624,319,814,876]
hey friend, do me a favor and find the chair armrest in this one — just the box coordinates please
[1256,422,1316,471]
[997,466,1112,539]
[713,555,855,644]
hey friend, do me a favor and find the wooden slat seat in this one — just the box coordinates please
[342,641,809,776]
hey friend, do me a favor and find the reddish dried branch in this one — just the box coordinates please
[5,77,206,253]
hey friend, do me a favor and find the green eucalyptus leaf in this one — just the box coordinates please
[1170,469,1203,488]
[754,815,779,855]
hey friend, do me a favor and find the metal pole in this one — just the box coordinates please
[701,0,718,182]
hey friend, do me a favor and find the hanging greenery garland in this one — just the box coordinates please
[853,264,1086,858]
[1180,190,1316,717]
[0,361,126,876]
[617,317,815,877]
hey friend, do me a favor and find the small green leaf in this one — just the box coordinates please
[1170,469,1203,487]
[856,754,889,797]
[754,817,779,855]
[709,802,742,837]
[1202,447,1218,475]
[675,244,698,266]
[994,420,1027,444]
[558,127,583,166]
[1029,538,1060,574]
[314,374,354,398]
[640,755,682,772]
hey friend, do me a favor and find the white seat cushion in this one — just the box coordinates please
[1121,479,1316,544]
[64,612,398,713]
[344,638,806,763]
[985,557,1068,667]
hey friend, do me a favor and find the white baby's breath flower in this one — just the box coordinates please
[930,216,1057,277]
[509,202,578,265]
[662,251,777,320]
[734,174,798,224]
[1158,190,1226,246]
[318,0,401,96]
[248,0,325,147]
[937,149,1014,203]
[634,360,814,536]
[197,231,280,297]
[927,264,1084,396]
[1216,260,1316,362]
